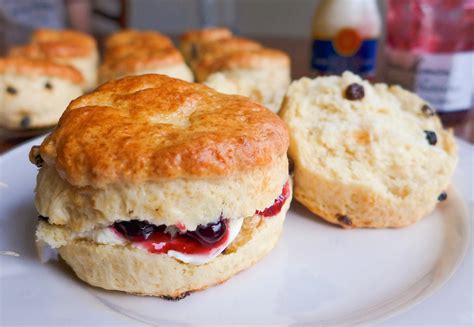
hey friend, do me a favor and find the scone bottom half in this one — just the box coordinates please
[279,71,458,229]
[29,74,291,299]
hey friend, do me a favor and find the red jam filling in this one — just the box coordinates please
[113,219,229,255]
[134,227,229,255]
[256,181,290,217]
[112,181,289,255]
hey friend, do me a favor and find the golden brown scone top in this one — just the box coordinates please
[101,30,183,73]
[39,74,289,187]
[101,46,184,74]
[0,57,83,84]
[179,27,232,43]
[194,48,290,81]
[105,30,174,50]
[29,28,97,57]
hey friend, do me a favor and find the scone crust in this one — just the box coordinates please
[99,30,191,83]
[30,28,97,57]
[280,72,458,228]
[38,74,289,187]
[194,48,290,82]
[100,46,184,75]
[0,57,83,84]
[179,27,232,43]
[179,27,233,64]
[57,202,288,298]
[105,30,174,50]
[197,37,262,59]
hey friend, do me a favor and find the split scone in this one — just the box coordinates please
[30,74,291,299]
[179,27,232,64]
[99,30,193,84]
[10,29,98,91]
[279,71,457,228]
[0,57,83,130]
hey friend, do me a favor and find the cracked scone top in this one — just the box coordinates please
[35,74,289,234]
[40,74,288,186]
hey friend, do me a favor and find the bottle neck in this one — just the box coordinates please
[313,0,381,39]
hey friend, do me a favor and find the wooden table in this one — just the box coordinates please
[1,37,472,155]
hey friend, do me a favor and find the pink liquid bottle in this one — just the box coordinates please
[385,0,474,115]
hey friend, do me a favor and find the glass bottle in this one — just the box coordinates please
[310,0,382,78]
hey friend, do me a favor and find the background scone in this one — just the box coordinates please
[190,36,262,65]
[31,74,291,299]
[0,57,83,130]
[279,71,457,228]
[10,29,98,91]
[180,28,291,113]
[179,27,232,64]
[99,30,193,83]
[104,29,174,49]
[200,48,291,113]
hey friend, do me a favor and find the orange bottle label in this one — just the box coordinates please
[311,27,378,77]
[333,28,362,56]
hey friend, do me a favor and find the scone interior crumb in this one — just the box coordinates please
[279,71,457,228]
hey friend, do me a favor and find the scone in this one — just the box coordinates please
[198,48,291,113]
[279,71,457,228]
[10,29,99,91]
[104,30,174,49]
[99,30,193,83]
[0,57,83,130]
[30,74,291,299]
[190,36,262,65]
[179,27,232,64]
[180,28,291,113]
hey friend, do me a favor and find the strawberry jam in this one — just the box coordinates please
[113,219,229,255]
[256,181,290,217]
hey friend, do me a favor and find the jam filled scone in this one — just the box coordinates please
[31,74,291,299]
[279,71,457,228]
[0,57,83,130]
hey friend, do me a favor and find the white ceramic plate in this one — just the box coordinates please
[0,137,472,326]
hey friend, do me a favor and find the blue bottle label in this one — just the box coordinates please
[311,30,378,77]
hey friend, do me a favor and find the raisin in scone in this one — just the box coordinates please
[31,74,291,299]
[279,71,457,228]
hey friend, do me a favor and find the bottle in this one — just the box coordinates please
[310,0,382,78]
[385,0,474,114]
